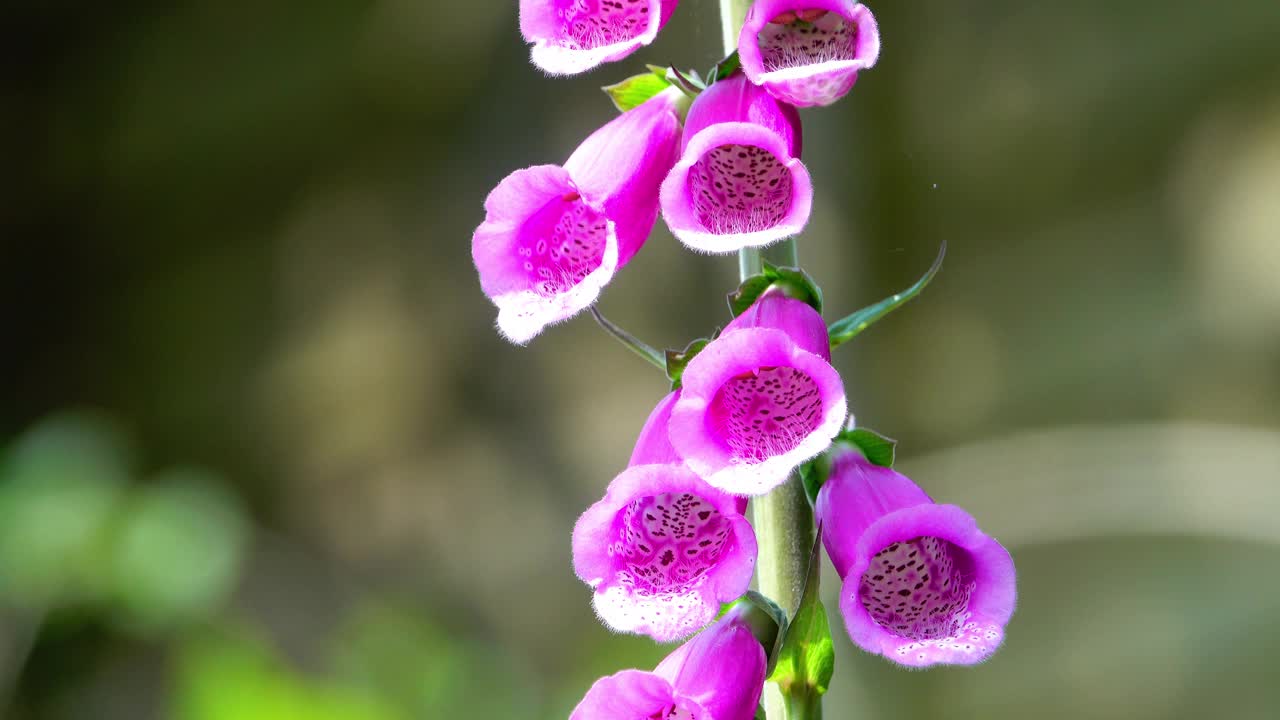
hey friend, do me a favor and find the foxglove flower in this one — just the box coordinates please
[573,392,757,642]
[659,74,813,253]
[738,1,880,108]
[670,291,846,495]
[815,448,1017,667]
[473,89,683,343]
[520,0,679,76]
[570,603,766,720]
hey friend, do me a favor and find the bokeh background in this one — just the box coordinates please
[4,0,1280,718]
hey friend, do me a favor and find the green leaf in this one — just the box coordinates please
[727,263,824,316]
[768,527,835,697]
[710,51,741,83]
[838,427,897,467]
[602,72,672,112]
[665,335,714,390]
[827,241,946,349]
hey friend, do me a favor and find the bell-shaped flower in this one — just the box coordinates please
[570,603,767,720]
[573,392,757,643]
[670,291,846,495]
[815,447,1017,667]
[738,1,880,108]
[659,74,813,253]
[520,0,680,76]
[473,89,683,344]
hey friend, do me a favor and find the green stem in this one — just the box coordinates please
[784,688,823,720]
[588,306,667,372]
[718,0,752,58]
[719,3,820,717]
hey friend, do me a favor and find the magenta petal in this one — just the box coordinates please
[472,165,619,344]
[670,327,846,495]
[567,88,684,266]
[520,0,676,76]
[629,391,683,466]
[723,290,831,361]
[739,0,881,108]
[836,502,1016,668]
[472,92,682,344]
[679,74,802,156]
[570,610,764,719]
[569,670,683,720]
[653,607,767,720]
[815,449,933,576]
[660,76,812,254]
[572,464,758,642]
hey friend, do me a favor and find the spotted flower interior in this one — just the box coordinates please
[758,9,860,73]
[858,536,978,641]
[688,145,795,235]
[707,366,823,463]
[609,492,733,599]
[555,0,655,52]
[857,534,1006,666]
[515,192,609,296]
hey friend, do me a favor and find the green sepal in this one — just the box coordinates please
[827,241,946,349]
[727,263,824,317]
[665,332,717,390]
[602,72,672,112]
[837,427,897,468]
[709,51,741,84]
[664,65,706,99]
[731,591,789,676]
[798,452,833,507]
[767,526,835,697]
[801,427,897,503]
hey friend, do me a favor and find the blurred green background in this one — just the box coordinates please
[3,0,1280,718]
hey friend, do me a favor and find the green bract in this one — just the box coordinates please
[827,242,946,349]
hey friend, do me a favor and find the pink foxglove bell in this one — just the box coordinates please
[573,392,757,642]
[738,1,880,108]
[520,0,680,76]
[815,447,1017,667]
[473,89,683,343]
[659,75,813,254]
[669,291,846,495]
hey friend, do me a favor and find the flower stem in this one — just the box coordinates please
[718,0,752,60]
[589,305,667,372]
[720,4,821,717]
